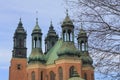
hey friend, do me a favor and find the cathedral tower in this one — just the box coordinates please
[56,10,82,80]
[45,21,58,53]
[61,10,74,42]
[27,18,46,80]
[77,25,94,80]
[9,19,27,80]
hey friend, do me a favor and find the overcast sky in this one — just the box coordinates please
[0,0,67,80]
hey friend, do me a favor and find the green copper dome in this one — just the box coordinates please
[28,48,45,63]
[57,42,79,57]
[78,28,87,37]
[32,18,42,34]
[62,10,74,27]
[80,52,93,65]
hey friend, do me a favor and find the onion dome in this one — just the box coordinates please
[15,18,26,34]
[61,10,74,27]
[80,52,93,65]
[32,18,42,34]
[57,42,79,57]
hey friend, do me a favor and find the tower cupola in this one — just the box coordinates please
[62,10,74,27]
[57,10,79,58]
[77,24,88,52]
[28,18,45,64]
[45,21,58,53]
[61,10,74,42]
[13,18,27,58]
[77,24,93,65]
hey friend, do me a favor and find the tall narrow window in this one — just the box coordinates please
[41,71,43,80]
[69,66,74,78]
[82,43,85,51]
[68,30,71,41]
[84,73,87,80]
[58,67,63,80]
[24,39,26,47]
[32,71,35,80]
[34,37,37,48]
[50,71,55,80]
[19,39,22,47]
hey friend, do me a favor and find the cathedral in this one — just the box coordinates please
[9,12,94,80]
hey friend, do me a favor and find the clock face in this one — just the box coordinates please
[17,64,22,70]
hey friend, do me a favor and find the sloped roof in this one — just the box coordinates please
[57,42,79,56]
[45,39,63,65]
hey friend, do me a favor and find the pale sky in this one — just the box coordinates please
[0,0,66,80]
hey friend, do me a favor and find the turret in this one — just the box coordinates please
[45,21,58,53]
[57,10,79,58]
[12,18,27,58]
[77,24,88,52]
[28,18,45,64]
[9,18,27,80]
[77,24,93,65]
[61,10,74,42]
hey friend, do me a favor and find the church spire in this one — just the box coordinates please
[13,18,27,58]
[45,21,58,53]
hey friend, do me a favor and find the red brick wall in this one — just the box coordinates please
[9,58,27,80]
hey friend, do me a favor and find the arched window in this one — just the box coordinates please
[19,39,22,47]
[84,73,87,80]
[24,39,26,47]
[41,71,43,80]
[58,67,63,80]
[69,66,74,78]
[63,30,66,41]
[32,71,35,80]
[34,37,37,48]
[50,71,55,80]
[82,43,85,51]
[68,30,71,41]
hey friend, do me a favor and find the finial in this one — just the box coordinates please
[18,17,22,26]
[50,20,53,26]
[80,17,83,29]
[50,20,53,30]
[36,11,39,25]
[81,22,83,29]
[19,18,22,23]
[66,9,68,16]
[36,18,38,25]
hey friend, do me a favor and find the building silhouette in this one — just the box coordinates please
[9,12,94,80]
